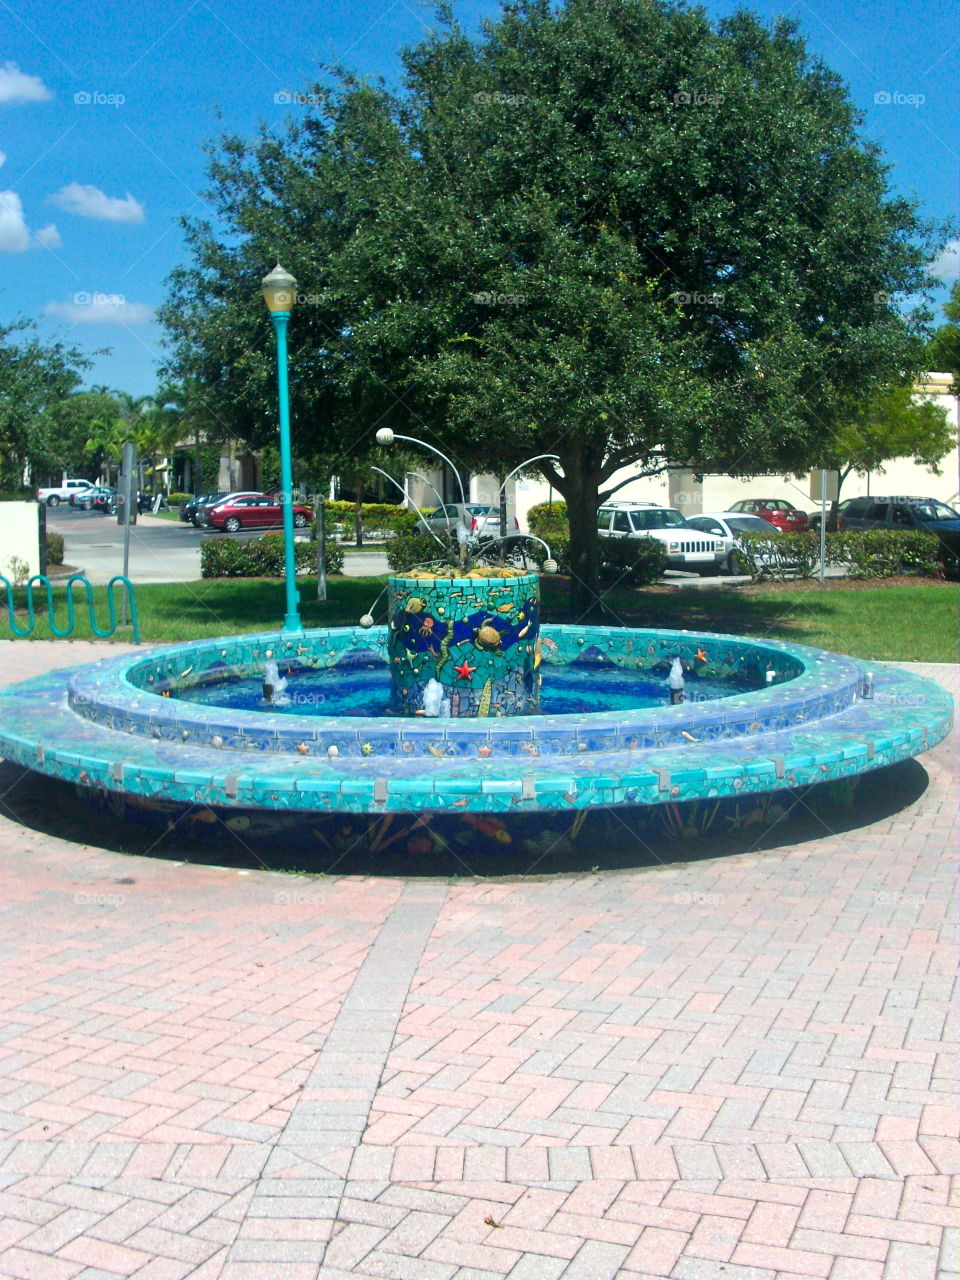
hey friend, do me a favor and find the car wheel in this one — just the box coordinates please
[293,512,308,528]
[46,495,60,506]
[223,516,241,533]
[726,552,745,574]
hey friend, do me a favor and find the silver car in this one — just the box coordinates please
[686,512,787,574]
[413,503,516,544]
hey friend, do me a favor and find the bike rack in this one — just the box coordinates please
[0,573,141,643]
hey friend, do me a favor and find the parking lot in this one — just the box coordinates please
[47,505,848,588]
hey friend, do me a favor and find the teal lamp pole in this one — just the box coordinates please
[262,264,302,632]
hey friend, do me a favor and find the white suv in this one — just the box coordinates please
[598,502,726,575]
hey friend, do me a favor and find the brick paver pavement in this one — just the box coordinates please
[0,641,956,1279]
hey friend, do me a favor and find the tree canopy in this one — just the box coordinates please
[815,384,953,528]
[161,0,945,610]
[0,320,91,490]
[926,281,959,383]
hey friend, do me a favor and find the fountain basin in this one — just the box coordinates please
[0,625,951,816]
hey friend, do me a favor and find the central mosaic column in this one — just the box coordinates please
[387,571,541,717]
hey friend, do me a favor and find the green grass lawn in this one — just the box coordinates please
[2,574,956,662]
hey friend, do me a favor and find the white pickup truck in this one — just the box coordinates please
[36,478,95,506]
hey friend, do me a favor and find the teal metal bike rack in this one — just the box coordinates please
[0,573,140,643]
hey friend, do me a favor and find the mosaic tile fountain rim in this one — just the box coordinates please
[76,624,818,753]
[0,625,952,814]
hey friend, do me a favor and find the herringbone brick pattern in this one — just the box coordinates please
[0,643,955,1279]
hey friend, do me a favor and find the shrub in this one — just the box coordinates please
[827,529,941,578]
[46,531,64,566]
[527,500,568,539]
[323,498,408,541]
[380,509,420,537]
[201,534,343,578]
[309,507,342,543]
[524,532,571,574]
[734,530,820,580]
[387,531,460,573]
[323,499,407,521]
[167,492,191,507]
[598,535,668,585]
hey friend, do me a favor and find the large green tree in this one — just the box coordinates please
[926,281,959,382]
[815,384,953,528]
[0,320,91,490]
[162,0,944,611]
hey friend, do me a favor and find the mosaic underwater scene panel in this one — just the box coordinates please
[386,571,541,716]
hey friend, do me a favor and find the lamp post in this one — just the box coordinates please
[262,263,302,632]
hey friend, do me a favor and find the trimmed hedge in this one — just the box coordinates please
[46,532,64,566]
[732,528,943,580]
[827,529,942,578]
[598,535,668,585]
[201,534,343,579]
[167,492,192,507]
[734,531,821,580]
[324,499,407,521]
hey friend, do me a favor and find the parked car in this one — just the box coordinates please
[808,498,854,532]
[195,491,265,528]
[69,485,110,509]
[37,478,94,506]
[835,496,960,577]
[191,492,235,526]
[74,486,118,513]
[180,492,228,524]
[206,492,313,533]
[685,512,785,573]
[597,502,726,574]
[413,503,518,544]
[727,498,809,532]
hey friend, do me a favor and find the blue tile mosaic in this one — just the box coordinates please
[0,624,951,817]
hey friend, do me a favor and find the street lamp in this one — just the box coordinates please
[262,263,302,632]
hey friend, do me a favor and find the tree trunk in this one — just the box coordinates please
[826,467,847,532]
[354,479,365,548]
[553,461,607,619]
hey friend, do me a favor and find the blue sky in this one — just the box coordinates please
[1,0,957,396]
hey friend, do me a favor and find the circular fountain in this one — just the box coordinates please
[0,621,950,841]
[0,429,951,857]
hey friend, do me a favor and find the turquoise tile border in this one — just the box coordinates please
[0,625,951,818]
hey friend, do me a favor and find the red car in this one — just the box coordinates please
[207,492,313,533]
[727,498,809,532]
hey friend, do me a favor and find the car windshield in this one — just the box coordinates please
[633,509,686,529]
[726,516,776,533]
[914,501,959,522]
[466,505,497,516]
[760,500,792,510]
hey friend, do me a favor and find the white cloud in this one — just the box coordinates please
[34,223,62,249]
[0,62,52,104]
[931,239,959,284]
[43,295,154,325]
[50,182,145,224]
[0,190,30,252]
